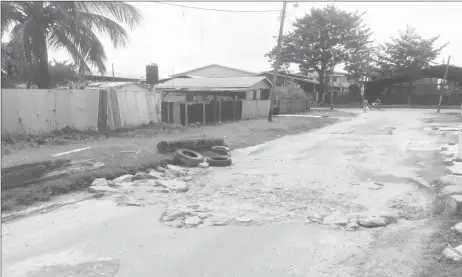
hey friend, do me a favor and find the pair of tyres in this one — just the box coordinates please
[174,148,204,166]
[206,155,232,167]
[211,146,231,156]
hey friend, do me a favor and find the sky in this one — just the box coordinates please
[4,1,462,79]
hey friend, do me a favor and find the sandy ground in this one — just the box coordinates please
[1,109,457,277]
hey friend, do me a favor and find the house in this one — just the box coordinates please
[158,64,318,101]
[256,71,319,100]
[304,71,351,102]
[157,76,272,103]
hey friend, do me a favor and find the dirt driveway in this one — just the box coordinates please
[1,109,455,277]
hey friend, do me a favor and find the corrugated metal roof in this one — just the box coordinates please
[158,76,270,89]
[84,82,145,90]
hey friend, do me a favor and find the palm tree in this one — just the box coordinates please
[1,1,142,88]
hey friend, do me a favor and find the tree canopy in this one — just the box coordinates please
[265,4,372,96]
[1,1,142,88]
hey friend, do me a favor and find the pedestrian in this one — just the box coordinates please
[363,98,369,113]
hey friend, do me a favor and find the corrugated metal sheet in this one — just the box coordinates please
[84,82,142,90]
[158,76,270,89]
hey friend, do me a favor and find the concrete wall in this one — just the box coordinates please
[1,89,99,134]
[241,100,270,119]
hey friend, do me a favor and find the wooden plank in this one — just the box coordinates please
[185,100,189,127]
[202,102,206,125]
[97,89,108,132]
[218,100,222,122]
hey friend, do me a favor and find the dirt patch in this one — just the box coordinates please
[1,117,339,212]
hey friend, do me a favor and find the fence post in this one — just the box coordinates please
[184,100,188,127]
[202,102,206,125]
[218,100,222,123]
[233,96,237,121]
[214,93,218,124]
[167,102,170,124]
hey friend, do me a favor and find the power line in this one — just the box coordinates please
[156,2,281,13]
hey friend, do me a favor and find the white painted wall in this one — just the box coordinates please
[1,89,99,134]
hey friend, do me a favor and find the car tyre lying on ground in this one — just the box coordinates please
[174,149,205,166]
[206,156,232,167]
[211,146,231,155]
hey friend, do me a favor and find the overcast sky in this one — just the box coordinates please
[16,2,462,79]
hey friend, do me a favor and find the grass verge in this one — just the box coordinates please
[1,116,340,212]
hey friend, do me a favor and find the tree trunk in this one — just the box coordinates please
[318,71,325,102]
[34,30,50,89]
[407,81,412,107]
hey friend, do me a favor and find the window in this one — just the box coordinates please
[186,93,193,102]
[252,90,257,100]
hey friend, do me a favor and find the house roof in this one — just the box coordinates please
[170,64,257,78]
[258,71,319,85]
[158,76,271,92]
[83,82,148,90]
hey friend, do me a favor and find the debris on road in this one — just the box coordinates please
[322,214,349,226]
[452,222,462,235]
[157,138,226,154]
[206,156,232,167]
[358,216,389,228]
[442,245,462,261]
[88,178,117,193]
[199,162,209,168]
[155,180,189,193]
[445,195,462,216]
[113,174,134,184]
[174,148,205,166]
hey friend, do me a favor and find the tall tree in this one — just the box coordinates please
[379,25,447,105]
[1,1,142,89]
[265,4,372,99]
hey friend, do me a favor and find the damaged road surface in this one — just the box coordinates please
[2,110,451,277]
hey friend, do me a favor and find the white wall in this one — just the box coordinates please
[1,89,99,134]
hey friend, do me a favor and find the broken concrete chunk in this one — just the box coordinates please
[91,178,108,187]
[185,216,202,226]
[113,174,134,184]
[445,195,462,216]
[147,170,163,179]
[307,213,323,223]
[199,162,209,168]
[322,214,349,226]
[345,222,359,231]
[439,175,462,187]
[454,244,462,255]
[180,176,194,182]
[453,222,462,235]
[442,247,462,261]
[358,216,388,228]
[235,216,252,223]
[439,185,462,197]
[206,214,232,226]
[133,172,154,181]
[166,164,188,176]
[155,180,188,192]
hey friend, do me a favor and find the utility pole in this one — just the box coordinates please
[268,1,287,122]
[437,56,451,113]
[330,55,335,110]
[112,63,115,82]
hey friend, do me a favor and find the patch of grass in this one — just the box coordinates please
[2,117,338,212]
[417,217,462,277]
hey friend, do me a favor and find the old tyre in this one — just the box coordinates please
[211,146,230,155]
[206,156,232,167]
[174,149,204,166]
